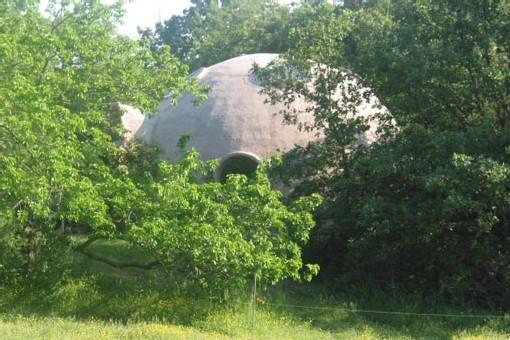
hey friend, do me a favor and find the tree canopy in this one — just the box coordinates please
[0,0,321,295]
[152,0,292,70]
[257,0,510,307]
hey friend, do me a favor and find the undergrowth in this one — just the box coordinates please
[0,239,508,339]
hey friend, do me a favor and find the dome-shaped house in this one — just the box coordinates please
[122,53,382,180]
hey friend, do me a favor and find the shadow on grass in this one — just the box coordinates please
[1,279,509,339]
[258,283,510,340]
[0,240,217,325]
[1,242,508,339]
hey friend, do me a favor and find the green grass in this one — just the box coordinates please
[0,304,507,339]
[0,316,229,340]
[1,239,508,339]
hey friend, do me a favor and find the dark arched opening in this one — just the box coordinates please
[216,151,260,182]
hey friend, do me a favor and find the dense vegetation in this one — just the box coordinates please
[258,0,510,308]
[150,0,292,70]
[1,0,509,337]
[155,0,510,308]
[0,0,321,298]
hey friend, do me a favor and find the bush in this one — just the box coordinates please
[308,124,510,307]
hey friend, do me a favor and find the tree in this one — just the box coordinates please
[0,0,196,286]
[153,0,292,70]
[259,0,510,307]
[0,0,321,294]
[122,151,321,293]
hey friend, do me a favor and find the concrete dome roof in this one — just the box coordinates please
[122,53,383,179]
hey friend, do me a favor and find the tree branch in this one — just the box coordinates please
[74,235,103,251]
[74,237,161,270]
[78,248,161,270]
[0,123,37,160]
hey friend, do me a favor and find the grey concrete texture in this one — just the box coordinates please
[121,53,385,163]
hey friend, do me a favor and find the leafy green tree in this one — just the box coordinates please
[0,0,196,286]
[0,0,321,294]
[260,0,510,306]
[122,151,321,293]
[153,0,292,69]
[344,0,510,131]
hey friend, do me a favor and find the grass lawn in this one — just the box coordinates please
[0,239,508,339]
[0,306,507,339]
[0,317,228,340]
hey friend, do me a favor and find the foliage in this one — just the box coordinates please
[0,0,320,295]
[0,0,197,287]
[313,125,510,306]
[120,150,322,293]
[151,0,292,70]
[257,1,510,307]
